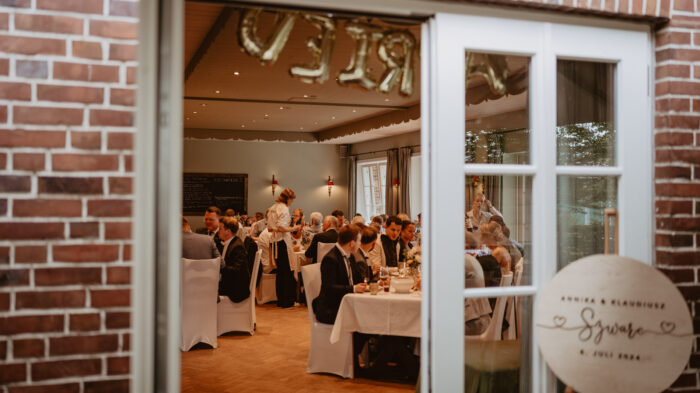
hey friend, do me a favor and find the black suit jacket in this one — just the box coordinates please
[352,249,373,282]
[312,246,362,324]
[219,236,251,303]
[196,227,225,254]
[381,234,401,267]
[305,228,338,264]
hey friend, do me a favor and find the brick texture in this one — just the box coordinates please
[0,1,136,390]
[654,4,700,392]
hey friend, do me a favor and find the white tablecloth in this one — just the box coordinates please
[329,290,421,344]
[292,251,309,281]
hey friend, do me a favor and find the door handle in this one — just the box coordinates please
[604,208,618,255]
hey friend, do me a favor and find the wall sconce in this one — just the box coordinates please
[272,174,279,196]
[327,176,334,197]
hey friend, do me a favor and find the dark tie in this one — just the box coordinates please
[343,256,352,283]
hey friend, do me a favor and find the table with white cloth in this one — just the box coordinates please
[330,290,421,344]
[292,250,309,281]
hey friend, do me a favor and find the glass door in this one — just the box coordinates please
[424,13,651,392]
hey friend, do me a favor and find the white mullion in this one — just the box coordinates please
[463,285,537,298]
[464,164,537,176]
[534,21,557,393]
[555,166,623,176]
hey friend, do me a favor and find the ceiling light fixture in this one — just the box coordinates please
[303,94,309,98]
[300,126,304,130]
[331,116,336,119]
[193,111,198,114]
[201,103,206,107]
[384,98,390,102]
[233,71,240,76]
[279,106,284,110]
[215,90,221,94]
[352,109,357,113]
[241,125,245,128]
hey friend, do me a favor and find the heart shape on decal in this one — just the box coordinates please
[660,321,676,334]
[553,316,567,327]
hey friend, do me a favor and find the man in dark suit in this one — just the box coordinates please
[182,217,220,261]
[312,224,367,324]
[218,216,250,303]
[305,215,339,264]
[380,215,403,267]
[195,206,224,254]
[353,226,380,282]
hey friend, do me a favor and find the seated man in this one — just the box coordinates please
[195,206,224,254]
[353,226,380,282]
[464,231,492,335]
[181,216,220,261]
[380,215,403,267]
[305,215,338,264]
[218,216,250,303]
[312,224,367,324]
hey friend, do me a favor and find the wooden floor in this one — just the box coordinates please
[181,303,416,393]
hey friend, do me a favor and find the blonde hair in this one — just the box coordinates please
[478,221,505,247]
[276,188,296,204]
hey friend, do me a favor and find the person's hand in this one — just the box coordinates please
[485,199,492,209]
[354,283,367,293]
[371,264,380,275]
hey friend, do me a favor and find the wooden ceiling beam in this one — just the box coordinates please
[185,7,234,81]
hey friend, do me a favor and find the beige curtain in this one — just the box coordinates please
[385,149,398,215]
[347,156,357,217]
[398,147,411,217]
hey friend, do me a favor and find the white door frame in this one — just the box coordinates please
[134,1,652,392]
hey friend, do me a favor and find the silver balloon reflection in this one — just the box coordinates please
[337,22,383,91]
[289,14,337,84]
[465,52,509,96]
[238,8,297,65]
[377,30,416,96]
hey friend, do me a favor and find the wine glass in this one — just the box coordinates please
[379,267,389,292]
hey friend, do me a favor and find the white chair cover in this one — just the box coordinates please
[317,242,335,265]
[301,263,354,378]
[465,273,513,342]
[181,257,220,351]
[217,249,261,336]
[505,262,524,340]
[256,271,277,304]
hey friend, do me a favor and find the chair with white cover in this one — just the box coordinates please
[217,250,261,336]
[301,263,354,378]
[317,242,335,265]
[504,259,524,340]
[465,273,513,343]
[181,257,220,351]
[256,271,277,304]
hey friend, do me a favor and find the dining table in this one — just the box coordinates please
[329,288,421,344]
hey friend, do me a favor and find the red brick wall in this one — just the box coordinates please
[0,0,137,392]
[654,2,700,390]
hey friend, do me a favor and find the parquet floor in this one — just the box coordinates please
[181,303,416,393]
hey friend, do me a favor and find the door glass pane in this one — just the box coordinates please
[465,52,530,165]
[465,175,532,286]
[556,60,615,166]
[464,295,533,392]
[556,176,618,271]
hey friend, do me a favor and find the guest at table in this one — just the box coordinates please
[381,215,403,267]
[195,206,224,254]
[181,217,220,261]
[302,211,323,249]
[219,217,250,303]
[479,222,512,275]
[257,227,275,273]
[466,232,501,289]
[313,224,367,324]
[331,209,346,228]
[488,215,523,264]
[464,231,492,335]
[351,214,365,225]
[353,226,380,282]
[398,220,416,261]
[251,210,268,239]
[305,216,338,264]
[291,208,304,252]
[267,188,301,308]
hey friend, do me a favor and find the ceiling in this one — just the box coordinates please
[184,3,423,144]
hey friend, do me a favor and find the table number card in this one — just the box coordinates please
[536,255,692,393]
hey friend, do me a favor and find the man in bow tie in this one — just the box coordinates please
[195,206,224,254]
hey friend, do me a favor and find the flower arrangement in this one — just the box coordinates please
[405,246,422,270]
[471,176,481,187]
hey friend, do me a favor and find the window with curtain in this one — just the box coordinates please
[356,159,387,219]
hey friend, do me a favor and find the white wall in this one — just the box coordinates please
[183,139,348,230]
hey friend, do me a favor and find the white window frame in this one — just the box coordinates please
[356,158,388,219]
[135,1,652,392]
[428,12,651,392]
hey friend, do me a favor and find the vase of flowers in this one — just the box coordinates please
[405,246,422,274]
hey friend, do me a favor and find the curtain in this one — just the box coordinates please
[385,149,398,215]
[347,155,357,217]
[398,147,411,217]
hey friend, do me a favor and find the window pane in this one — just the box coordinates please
[465,175,532,286]
[556,176,617,270]
[464,295,533,392]
[465,52,530,165]
[556,60,615,166]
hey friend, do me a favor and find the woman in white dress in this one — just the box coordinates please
[267,188,301,308]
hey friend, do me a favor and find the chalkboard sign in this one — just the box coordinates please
[183,173,248,214]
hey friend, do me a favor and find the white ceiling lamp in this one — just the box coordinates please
[215,90,221,94]
[233,71,240,76]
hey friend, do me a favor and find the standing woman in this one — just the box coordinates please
[267,188,301,308]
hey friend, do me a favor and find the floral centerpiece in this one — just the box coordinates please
[405,246,422,271]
